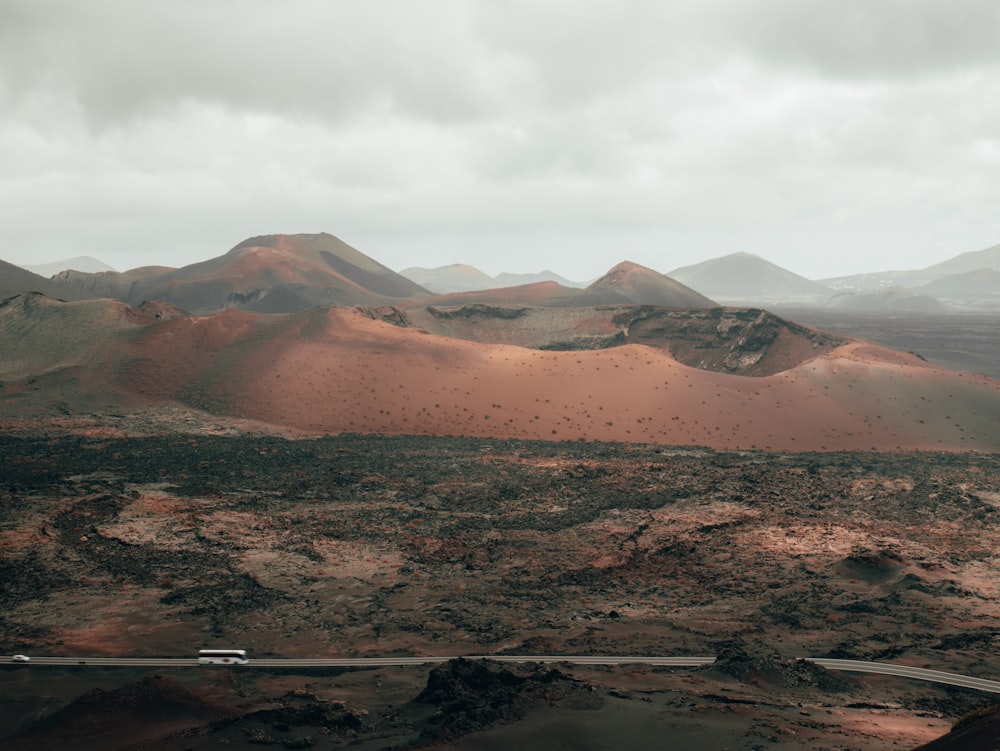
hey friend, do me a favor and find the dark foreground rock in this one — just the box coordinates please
[5,675,235,750]
[914,704,1000,751]
[413,658,603,745]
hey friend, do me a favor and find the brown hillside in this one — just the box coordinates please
[0,258,95,302]
[404,304,844,377]
[53,265,172,301]
[584,261,717,307]
[2,297,997,452]
[52,233,431,314]
[419,281,584,308]
[417,262,717,309]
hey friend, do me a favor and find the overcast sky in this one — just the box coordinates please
[2,1,999,281]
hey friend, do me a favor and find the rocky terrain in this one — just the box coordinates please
[405,303,845,376]
[2,419,999,749]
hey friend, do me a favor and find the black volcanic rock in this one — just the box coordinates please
[5,675,234,750]
[711,641,855,692]
[415,658,602,743]
[914,704,1000,751]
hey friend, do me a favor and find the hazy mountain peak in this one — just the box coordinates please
[22,255,117,277]
[587,260,716,307]
[399,264,495,294]
[668,252,832,304]
[922,242,1000,275]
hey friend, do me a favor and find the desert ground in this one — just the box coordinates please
[2,417,999,749]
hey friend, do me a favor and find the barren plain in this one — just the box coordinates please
[2,418,1000,749]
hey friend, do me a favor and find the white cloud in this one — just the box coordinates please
[1,0,999,279]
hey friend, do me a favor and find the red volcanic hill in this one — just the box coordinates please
[53,233,431,314]
[420,262,717,309]
[579,261,716,307]
[421,281,585,308]
[2,293,998,453]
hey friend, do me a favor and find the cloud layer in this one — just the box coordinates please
[2,0,999,278]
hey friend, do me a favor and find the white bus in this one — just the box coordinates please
[198,649,248,665]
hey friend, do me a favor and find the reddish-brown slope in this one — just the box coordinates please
[53,233,431,314]
[3,298,998,452]
[416,261,718,309]
[404,304,845,377]
[124,307,1000,451]
[584,261,717,307]
[419,281,583,307]
[0,294,184,380]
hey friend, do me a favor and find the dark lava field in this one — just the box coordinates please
[2,431,999,749]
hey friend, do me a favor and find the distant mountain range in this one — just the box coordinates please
[667,252,834,305]
[16,235,716,314]
[419,261,716,309]
[399,242,999,310]
[818,242,1000,308]
[7,236,1000,314]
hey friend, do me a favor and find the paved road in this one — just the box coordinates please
[1,655,716,669]
[804,658,1000,694]
[4,654,1000,694]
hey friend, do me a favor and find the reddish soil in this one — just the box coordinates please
[2,298,997,452]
